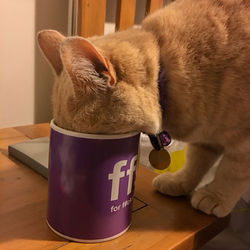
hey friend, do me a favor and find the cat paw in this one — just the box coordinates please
[191,187,232,217]
[153,172,188,196]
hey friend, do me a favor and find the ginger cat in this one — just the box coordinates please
[38,0,250,217]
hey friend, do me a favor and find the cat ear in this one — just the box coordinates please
[60,37,116,92]
[37,30,65,76]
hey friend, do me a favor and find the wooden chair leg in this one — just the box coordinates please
[115,0,136,31]
[146,0,163,16]
[78,0,106,37]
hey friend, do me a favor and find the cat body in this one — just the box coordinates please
[143,0,250,145]
[38,0,250,217]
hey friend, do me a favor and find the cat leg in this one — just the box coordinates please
[191,151,250,217]
[153,143,223,196]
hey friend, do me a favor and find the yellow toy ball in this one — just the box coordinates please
[153,146,186,174]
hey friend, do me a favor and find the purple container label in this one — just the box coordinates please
[47,121,140,242]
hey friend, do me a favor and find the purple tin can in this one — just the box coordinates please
[47,120,140,242]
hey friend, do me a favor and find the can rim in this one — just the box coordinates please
[47,220,130,243]
[50,119,140,140]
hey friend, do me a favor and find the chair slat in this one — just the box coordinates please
[116,0,136,31]
[146,0,163,16]
[78,0,106,37]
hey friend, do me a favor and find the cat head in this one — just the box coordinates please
[37,30,161,134]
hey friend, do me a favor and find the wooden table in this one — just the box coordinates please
[0,124,229,249]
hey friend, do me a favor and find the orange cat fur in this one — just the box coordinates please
[38,0,250,217]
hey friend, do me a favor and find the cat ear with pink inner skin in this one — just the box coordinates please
[60,37,117,93]
[37,30,65,76]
